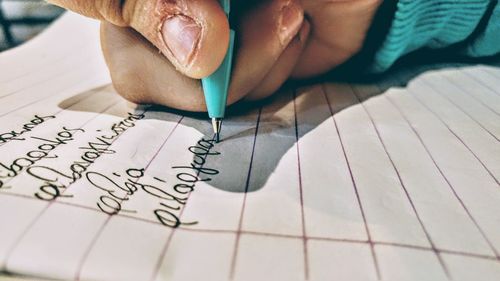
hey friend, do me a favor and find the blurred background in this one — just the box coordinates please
[0,0,63,51]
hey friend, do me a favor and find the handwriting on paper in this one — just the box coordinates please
[25,112,145,200]
[86,137,221,228]
[171,138,220,193]
[0,114,55,146]
[0,126,84,189]
[0,111,222,228]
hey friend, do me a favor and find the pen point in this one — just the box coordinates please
[212,118,222,143]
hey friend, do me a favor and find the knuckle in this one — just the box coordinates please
[94,0,135,26]
[111,74,149,105]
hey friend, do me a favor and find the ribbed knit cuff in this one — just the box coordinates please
[371,0,491,73]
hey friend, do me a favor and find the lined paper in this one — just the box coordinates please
[0,12,499,281]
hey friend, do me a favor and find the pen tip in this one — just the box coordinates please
[212,118,223,143]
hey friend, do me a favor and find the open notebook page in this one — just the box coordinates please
[0,12,499,281]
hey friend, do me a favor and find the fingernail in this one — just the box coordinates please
[278,2,304,46]
[162,15,202,66]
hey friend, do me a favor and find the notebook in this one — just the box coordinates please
[0,12,499,281]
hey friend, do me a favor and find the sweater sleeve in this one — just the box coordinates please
[464,1,500,57]
[370,0,500,73]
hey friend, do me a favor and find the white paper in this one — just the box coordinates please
[0,12,499,281]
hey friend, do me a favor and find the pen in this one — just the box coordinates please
[201,0,235,143]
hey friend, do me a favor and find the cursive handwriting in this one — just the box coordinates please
[0,126,83,189]
[171,137,220,194]
[87,168,197,228]
[0,114,56,146]
[85,137,221,228]
[26,112,145,200]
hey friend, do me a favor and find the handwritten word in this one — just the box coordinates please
[143,137,220,227]
[0,115,55,146]
[171,137,220,194]
[0,126,83,190]
[26,112,145,200]
[87,168,144,215]
[87,168,197,228]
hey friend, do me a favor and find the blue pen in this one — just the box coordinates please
[201,0,235,142]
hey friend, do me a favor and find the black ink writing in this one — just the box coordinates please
[0,114,55,146]
[0,126,83,189]
[27,112,145,200]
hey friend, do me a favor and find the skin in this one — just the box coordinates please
[48,0,383,112]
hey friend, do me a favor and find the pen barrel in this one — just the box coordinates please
[220,0,230,14]
[202,29,235,119]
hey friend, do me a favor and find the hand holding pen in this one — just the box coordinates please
[47,0,382,117]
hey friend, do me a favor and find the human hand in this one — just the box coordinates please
[48,0,382,111]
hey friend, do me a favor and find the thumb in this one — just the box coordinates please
[48,0,230,79]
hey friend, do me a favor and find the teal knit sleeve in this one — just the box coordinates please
[464,1,500,57]
[371,0,500,73]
